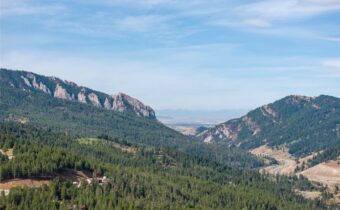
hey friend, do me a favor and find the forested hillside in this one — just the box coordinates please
[0,80,268,170]
[0,123,329,209]
[198,95,340,158]
[0,79,186,148]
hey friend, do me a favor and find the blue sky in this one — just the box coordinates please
[1,0,340,110]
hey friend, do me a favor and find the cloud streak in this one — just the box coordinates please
[3,0,340,43]
[319,58,340,78]
[320,36,340,42]
[243,18,271,28]
[0,0,66,16]
[236,0,340,21]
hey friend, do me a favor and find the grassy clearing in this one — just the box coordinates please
[77,138,137,154]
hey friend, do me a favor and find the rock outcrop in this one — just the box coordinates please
[104,98,112,110]
[88,93,101,108]
[77,90,87,103]
[54,84,73,100]
[112,93,156,119]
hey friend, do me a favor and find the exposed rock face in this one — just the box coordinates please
[21,76,32,87]
[104,98,112,109]
[1,69,157,120]
[112,93,156,119]
[288,95,313,104]
[77,90,87,103]
[112,93,127,112]
[38,82,51,94]
[88,93,101,107]
[19,73,60,96]
[23,74,52,94]
[284,95,320,109]
[242,116,261,135]
[54,84,73,100]
[31,75,39,89]
[198,119,241,144]
[203,135,213,144]
[261,105,277,118]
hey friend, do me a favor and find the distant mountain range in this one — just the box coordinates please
[0,68,155,119]
[197,95,340,157]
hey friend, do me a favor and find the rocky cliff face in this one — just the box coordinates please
[0,69,156,119]
[112,93,155,119]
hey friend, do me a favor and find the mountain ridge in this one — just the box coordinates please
[0,70,188,148]
[197,94,340,157]
[0,68,156,119]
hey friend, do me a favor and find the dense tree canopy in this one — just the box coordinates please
[0,123,329,209]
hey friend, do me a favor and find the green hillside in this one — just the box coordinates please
[0,69,263,169]
[198,95,340,157]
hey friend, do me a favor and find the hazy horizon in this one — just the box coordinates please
[156,109,249,126]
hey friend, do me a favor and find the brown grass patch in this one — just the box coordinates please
[169,125,199,136]
[251,145,297,175]
[298,160,340,188]
[251,145,321,176]
[0,179,50,190]
[0,169,93,193]
[111,142,137,154]
[295,190,321,200]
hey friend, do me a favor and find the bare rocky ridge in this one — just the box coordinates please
[0,69,156,119]
[112,93,155,118]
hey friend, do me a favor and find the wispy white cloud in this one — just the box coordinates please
[319,36,340,42]
[324,58,340,68]
[243,18,271,28]
[321,58,340,77]
[0,0,66,16]
[115,15,167,32]
[3,0,339,42]
[208,0,340,40]
[236,0,340,21]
